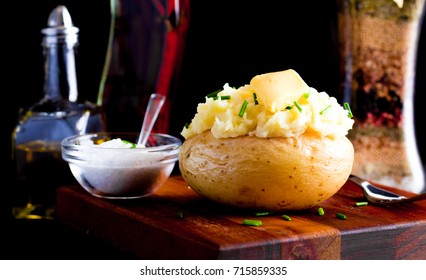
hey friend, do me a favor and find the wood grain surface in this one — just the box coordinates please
[56,176,426,260]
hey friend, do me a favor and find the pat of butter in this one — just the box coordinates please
[250,69,310,112]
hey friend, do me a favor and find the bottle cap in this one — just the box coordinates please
[42,5,79,46]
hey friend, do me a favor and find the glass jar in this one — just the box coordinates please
[336,0,425,193]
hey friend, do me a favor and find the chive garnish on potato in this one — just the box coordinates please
[206,89,221,98]
[319,105,332,115]
[213,95,231,100]
[253,92,259,105]
[294,100,302,112]
[303,89,310,99]
[238,100,249,117]
[344,102,353,118]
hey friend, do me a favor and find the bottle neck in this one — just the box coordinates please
[43,41,78,103]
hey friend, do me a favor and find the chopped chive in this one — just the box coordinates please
[213,95,231,100]
[184,122,190,129]
[253,92,259,105]
[285,105,293,110]
[242,219,262,226]
[206,89,221,98]
[281,214,292,221]
[121,140,136,148]
[355,201,368,207]
[303,89,310,99]
[318,207,325,216]
[238,100,249,117]
[344,102,353,118]
[294,100,303,112]
[255,211,271,217]
[177,210,184,219]
[319,105,332,115]
[336,213,346,220]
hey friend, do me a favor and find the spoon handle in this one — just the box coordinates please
[400,192,426,203]
[372,192,426,205]
[137,93,166,147]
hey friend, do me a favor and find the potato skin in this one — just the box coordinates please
[179,131,354,211]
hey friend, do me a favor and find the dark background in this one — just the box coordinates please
[1,0,426,259]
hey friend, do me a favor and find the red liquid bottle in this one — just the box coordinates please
[97,0,190,134]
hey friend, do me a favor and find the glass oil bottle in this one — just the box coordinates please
[11,6,104,219]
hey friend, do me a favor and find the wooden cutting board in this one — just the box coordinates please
[56,175,426,260]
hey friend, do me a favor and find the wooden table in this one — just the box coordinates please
[56,176,426,260]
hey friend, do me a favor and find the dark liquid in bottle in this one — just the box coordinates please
[12,109,103,219]
[99,0,190,133]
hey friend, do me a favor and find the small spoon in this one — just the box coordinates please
[137,93,166,147]
[349,174,426,205]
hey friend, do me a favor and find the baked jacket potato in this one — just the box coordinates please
[179,69,354,211]
[179,131,354,211]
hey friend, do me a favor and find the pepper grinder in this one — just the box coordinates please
[11,5,104,220]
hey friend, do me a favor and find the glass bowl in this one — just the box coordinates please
[61,132,181,199]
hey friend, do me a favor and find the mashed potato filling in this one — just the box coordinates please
[181,69,354,140]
